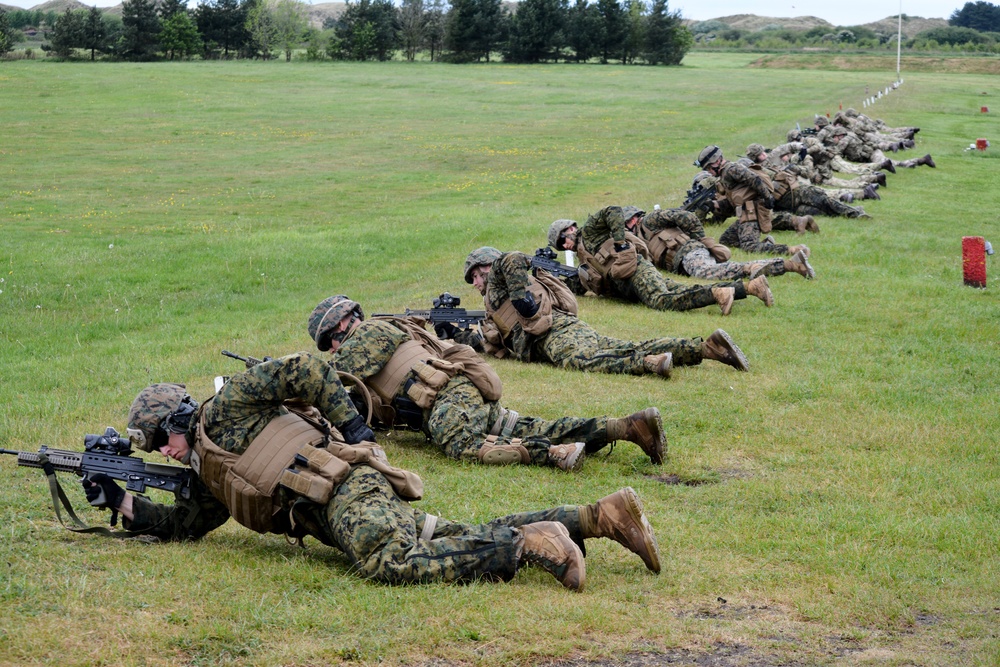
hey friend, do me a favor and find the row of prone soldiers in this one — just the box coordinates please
[73,109,935,593]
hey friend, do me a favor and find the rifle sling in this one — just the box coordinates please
[41,458,168,540]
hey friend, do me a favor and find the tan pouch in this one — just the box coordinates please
[441,344,503,401]
[280,468,334,504]
[413,360,451,390]
[577,264,604,295]
[406,381,438,409]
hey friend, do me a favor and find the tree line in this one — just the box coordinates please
[0,0,691,65]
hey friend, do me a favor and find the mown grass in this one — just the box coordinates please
[1,53,998,666]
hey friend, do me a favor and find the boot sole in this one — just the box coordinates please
[717,329,750,372]
[620,487,662,574]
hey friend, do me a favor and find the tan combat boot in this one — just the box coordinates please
[518,522,585,591]
[784,248,816,279]
[606,408,665,464]
[791,215,813,235]
[803,215,820,233]
[746,275,774,307]
[642,352,672,379]
[701,329,749,371]
[712,286,735,316]
[787,244,810,258]
[579,487,661,574]
[547,442,585,471]
[746,262,769,279]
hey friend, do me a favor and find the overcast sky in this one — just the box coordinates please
[3,0,961,24]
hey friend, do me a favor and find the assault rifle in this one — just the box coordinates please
[222,349,272,368]
[531,247,579,279]
[682,182,717,215]
[372,292,486,331]
[2,427,191,529]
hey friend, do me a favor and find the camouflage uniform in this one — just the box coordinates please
[640,208,785,280]
[334,319,612,463]
[578,205,747,311]
[468,250,705,371]
[121,353,593,586]
[714,162,791,256]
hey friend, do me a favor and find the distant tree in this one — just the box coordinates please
[159,0,188,20]
[50,8,85,58]
[620,0,643,63]
[6,9,42,30]
[473,0,507,61]
[82,6,109,60]
[335,0,398,60]
[689,19,726,35]
[642,0,689,64]
[596,0,625,63]
[159,10,200,58]
[244,0,277,58]
[0,9,15,56]
[565,0,601,62]
[120,0,161,60]
[195,0,248,58]
[950,1,1000,31]
[270,0,308,61]
[0,12,16,55]
[918,25,989,45]
[443,0,478,60]
[399,0,425,60]
[504,0,566,63]
[423,0,446,59]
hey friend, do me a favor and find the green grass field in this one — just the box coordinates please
[1,53,998,666]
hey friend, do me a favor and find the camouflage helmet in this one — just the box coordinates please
[548,219,577,249]
[814,115,830,127]
[308,295,364,351]
[692,170,713,186]
[787,128,803,142]
[463,247,502,284]
[694,145,723,169]
[620,206,644,222]
[127,383,189,452]
[844,107,859,118]
[746,143,767,160]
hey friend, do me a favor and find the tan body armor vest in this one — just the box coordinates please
[640,224,731,273]
[191,401,422,535]
[725,164,774,233]
[362,319,503,423]
[574,232,649,293]
[485,271,579,342]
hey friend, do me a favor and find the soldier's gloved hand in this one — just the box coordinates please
[82,473,125,510]
[340,414,376,445]
[799,146,808,161]
[434,321,458,340]
[511,293,539,318]
[761,195,774,210]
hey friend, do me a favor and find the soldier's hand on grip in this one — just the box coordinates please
[82,473,126,510]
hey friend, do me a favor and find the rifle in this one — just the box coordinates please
[222,349,272,368]
[372,292,486,330]
[682,183,718,215]
[531,247,578,279]
[2,427,191,530]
